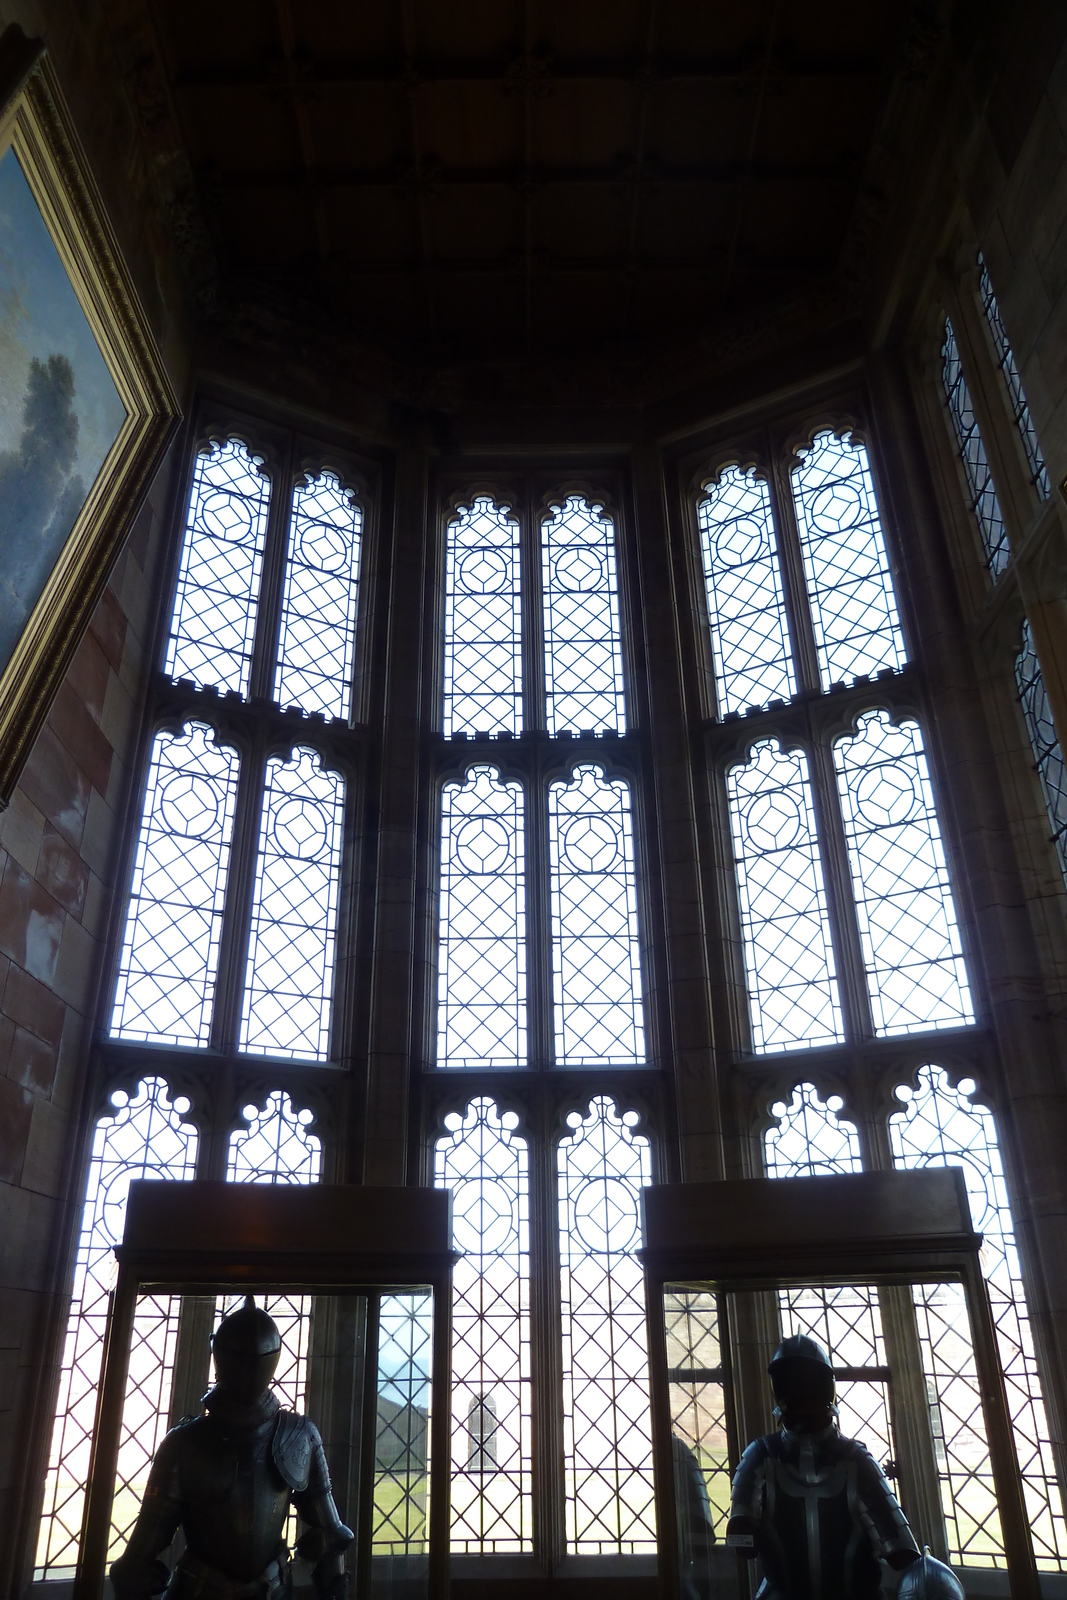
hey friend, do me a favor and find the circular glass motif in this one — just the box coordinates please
[458,548,510,595]
[809,480,864,533]
[561,814,619,873]
[572,1175,638,1254]
[452,1177,515,1255]
[454,816,512,875]
[159,772,221,838]
[273,797,329,858]
[713,515,767,568]
[744,790,803,852]
[553,547,604,592]
[200,488,255,542]
[298,517,351,574]
[852,764,919,827]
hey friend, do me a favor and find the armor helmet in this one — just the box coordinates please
[768,1334,836,1419]
[211,1295,282,1401]
[896,1551,965,1600]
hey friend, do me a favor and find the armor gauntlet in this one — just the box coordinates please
[292,1432,354,1600]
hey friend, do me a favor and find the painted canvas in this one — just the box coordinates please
[0,145,127,676]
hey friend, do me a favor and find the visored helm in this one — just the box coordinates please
[896,1551,965,1600]
[768,1334,836,1419]
[211,1294,282,1401]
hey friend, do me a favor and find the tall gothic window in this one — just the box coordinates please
[940,316,1010,578]
[762,1076,1067,1572]
[937,271,1067,895]
[111,429,366,1062]
[700,429,973,1055]
[891,1068,1067,1568]
[35,1080,198,1581]
[977,254,1050,499]
[435,484,653,1563]
[1015,622,1067,887]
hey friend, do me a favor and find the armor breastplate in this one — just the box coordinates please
[747,1433,885,1600]
[177,1413,293,1582]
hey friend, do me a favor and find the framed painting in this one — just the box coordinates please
[0,26,180,800]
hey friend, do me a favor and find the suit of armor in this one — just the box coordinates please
[726,1335,920,1600]
[728,1424,918,1600]
[111,1298,352,1600]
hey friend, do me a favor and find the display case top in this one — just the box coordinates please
[639,1168,979,1282]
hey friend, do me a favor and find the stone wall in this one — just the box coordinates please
[0,2,191,1588]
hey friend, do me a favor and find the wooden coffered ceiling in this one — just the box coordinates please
[137,0,933,387]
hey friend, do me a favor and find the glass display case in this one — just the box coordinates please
[639,1168,1040,1600]
[73,1182,454,1600]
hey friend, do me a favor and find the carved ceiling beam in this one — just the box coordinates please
[171,58,883,91]
[204,158,852,190]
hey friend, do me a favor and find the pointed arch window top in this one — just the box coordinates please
[542,494,626,736]
[697,465,795,716]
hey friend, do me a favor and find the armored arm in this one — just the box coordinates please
[292,1425,354,1600]
[110,1432,184,1600]
[725,1438,769,1558]
[851,1444,921,1571]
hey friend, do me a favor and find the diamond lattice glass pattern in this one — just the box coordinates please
[542,496,626,735]
[435,1099,531,1552]
[35,1080,198,1582]
[765,1084,895,1465]
[438,768,526,1069]
[558,1098,655,1554]
[549,766,644,1067]
[791,431,907,689]
[275,471,363,719]
[224,1091,322,1549]
[726,741,842,1053]
[240,748,344,1060]
[165,438,270,695]
[978,256,1051,499]
[663,1289,731,1541]
[111,724,239,1046]
[941,318,1010,579]
[374,1292,433,1559]
[697,466,796,716]
[833,712,973,1034]
[764,1082,862,1179]
[891,1067,1067,1570]
[444,498,522,737]
[1015,621,1067,887]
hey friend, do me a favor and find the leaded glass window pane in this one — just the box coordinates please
[941,318,1010,578]
[111,723,239,1047]
[373,1291,434,1559]
[542,495,626,735]
[891,1067,1067,1570]
[726,741,842,1053]
[438,767,526,1070]
[765,1082,862,1178]
[240,747,345,1060]
[558,1097,655,1554]
[978,255,1051,499]
[275,470,363,719]
[764,1085,894,1463]
[224,1090,321,1511]
[791,431,907,689]
[549,765,644,1067]
[1015,621,1067,886]
[697,466,795,716]
[444,497,522,737]
[35,1080,198,1581]
[435,1099,532,1552]
[663,1290,732,1540]
[165,438,270,695]
[833,712,973,1034]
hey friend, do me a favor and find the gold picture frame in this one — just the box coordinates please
[0,26,180,802]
